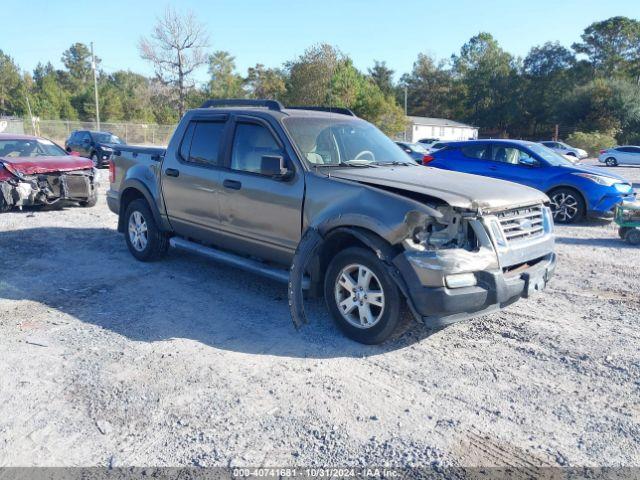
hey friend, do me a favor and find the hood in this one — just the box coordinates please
[326,165,548,212]
[559,163,630,183]
[0,155,94,175]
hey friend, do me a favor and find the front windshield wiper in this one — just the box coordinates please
[316,159,380,168]
[372,160,416,166]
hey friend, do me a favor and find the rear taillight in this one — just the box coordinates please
[108,160,115,183]
[422,155,434,165]
[599,150,607,154]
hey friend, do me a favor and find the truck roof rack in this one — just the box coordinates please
[287,106,356,117]
[200,99,284,111]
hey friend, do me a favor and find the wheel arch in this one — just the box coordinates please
[117,181,164,233]
[307,226,413,308]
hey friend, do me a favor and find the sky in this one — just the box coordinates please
[2,0,639,84]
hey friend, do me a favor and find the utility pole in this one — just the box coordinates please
[91,42,100,130]
[404,86,408,141]
[24,94,36,135]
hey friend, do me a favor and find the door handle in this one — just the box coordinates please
[223,179,242,190]
[489,165,498,171]
[165,168,180,177]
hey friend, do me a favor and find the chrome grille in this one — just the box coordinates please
[495,204,545,243]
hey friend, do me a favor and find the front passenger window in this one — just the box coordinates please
[231,123,283,174]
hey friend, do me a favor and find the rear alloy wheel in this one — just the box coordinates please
[124,199,168,261]
[325,247,406,344]
[605,157,618,167]
[549,188,585,224]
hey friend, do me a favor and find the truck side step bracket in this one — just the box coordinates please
[169,237,310,289]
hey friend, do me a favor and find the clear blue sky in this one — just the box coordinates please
[2,0,639,83]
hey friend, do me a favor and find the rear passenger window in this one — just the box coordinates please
[231,123,283,174]
[184,121,225,166]
[461,144,490,160]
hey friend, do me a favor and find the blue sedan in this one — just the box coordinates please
[428,140,635,223]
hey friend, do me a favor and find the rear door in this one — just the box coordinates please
[216,115,305,265]
[161,115,228,241]
[431,143,493,176]
[78,132,93,157]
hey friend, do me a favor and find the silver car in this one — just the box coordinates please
[599,146,640,167]
[540,141,588,159]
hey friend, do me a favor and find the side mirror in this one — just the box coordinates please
[261,155,292,179]
[519,157,538,167]
[83,138,90,144]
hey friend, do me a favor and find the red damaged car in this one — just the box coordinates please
[0,133,98,212]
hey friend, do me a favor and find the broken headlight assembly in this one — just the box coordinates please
[403,208,478,253]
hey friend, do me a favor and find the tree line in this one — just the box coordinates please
[0,10,639,143]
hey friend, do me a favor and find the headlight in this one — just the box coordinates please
[542,206,554,233]
[572,173,618,187]
[614,183,633,194]
[101,147,114,152]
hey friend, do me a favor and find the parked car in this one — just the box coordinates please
[598,146,640,166]
[65,130,125,167]
[0,133,97,211]
[107,99,556,344]
[428,140,635,224]
[395,141,429,162]
[417,139,448,153]
[540,141,588,159]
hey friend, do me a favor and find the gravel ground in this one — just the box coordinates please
[0,161,638,469]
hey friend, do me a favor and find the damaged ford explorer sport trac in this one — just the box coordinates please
[0,134,98,212]
[107,99,556,344]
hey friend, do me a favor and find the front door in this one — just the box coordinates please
[216,117,304,265]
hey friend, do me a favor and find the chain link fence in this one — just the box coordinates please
[21,119,176,147]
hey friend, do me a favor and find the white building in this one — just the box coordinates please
[404,116,478,143]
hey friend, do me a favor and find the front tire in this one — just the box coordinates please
[79,190,98,208]
[124,199,168,261]
[324,247,404,344]
[605,157,618,167]
[548,188,585,224]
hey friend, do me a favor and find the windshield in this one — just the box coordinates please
[527,143,574,166]
[92,133,123,144]
[283,117,415,166]
[0,138,67,158]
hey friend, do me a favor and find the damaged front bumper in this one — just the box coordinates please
[393,209,557,328]
[395,251,556,328]
[0,168,97,210]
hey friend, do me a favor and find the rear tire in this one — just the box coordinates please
[605,157,618,167]
[625,228,640,246]
[618,227,631,239]
[548,187,585,224]
[324,247,405,344]
[124,199,168,261]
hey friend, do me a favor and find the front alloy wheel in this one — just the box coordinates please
[324,246,406,344]
[334,264,385,329]
[549,189,584,224]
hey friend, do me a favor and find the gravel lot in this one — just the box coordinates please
[0,160,638,469]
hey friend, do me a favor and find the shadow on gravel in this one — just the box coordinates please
[0,227,436,358]
[554,235,635,249]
